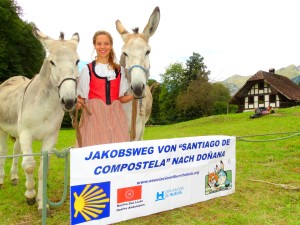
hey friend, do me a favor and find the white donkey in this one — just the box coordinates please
[0,27,79,212]
[116,6,160,141]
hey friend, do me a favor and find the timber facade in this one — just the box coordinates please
[229,69,300,112]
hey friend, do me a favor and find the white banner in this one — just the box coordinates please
[70,135,236,225]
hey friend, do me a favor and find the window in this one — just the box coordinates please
[249,96,254,104]
[270,95,276,103]
[258,82,264,90]
[258,95,264,103]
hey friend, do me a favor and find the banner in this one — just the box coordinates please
[70,135,236,224]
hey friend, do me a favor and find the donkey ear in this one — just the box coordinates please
[142,6,160,41]
[68,32,80,50]
[32,26,54,50]
[116,20,129,42]
[33,27,53,41]
[71,32,80,43]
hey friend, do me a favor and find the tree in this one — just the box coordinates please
[154,53,230,124]
[181,52,210,91]
[177,79,213,118]
[0,0,45,82]
[211,82,231,115]
[159,63,185,123]
[177,81,231,118]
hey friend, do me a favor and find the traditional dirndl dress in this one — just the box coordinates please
[76,98,129,147]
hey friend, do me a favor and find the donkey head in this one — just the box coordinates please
[116,6,160,98]
[33,27,80,111]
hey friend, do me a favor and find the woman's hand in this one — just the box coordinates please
[76,96,85,110]
[119,94,133,103]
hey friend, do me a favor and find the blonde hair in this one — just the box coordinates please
[92,30,120,71]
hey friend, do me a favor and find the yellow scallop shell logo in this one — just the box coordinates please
[73,184,110,221]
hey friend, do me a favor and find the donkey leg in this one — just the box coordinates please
[136,118,145,141]
[37,155,51,215]
[139,123,146,141]
[11,138,21,186]
[19,132,36,205]
[0,130,8,188]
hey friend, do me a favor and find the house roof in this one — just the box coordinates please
[229,70,300,104]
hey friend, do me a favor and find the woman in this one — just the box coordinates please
[76,30,132,147]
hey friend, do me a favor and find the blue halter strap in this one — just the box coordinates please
[128,65,149,74]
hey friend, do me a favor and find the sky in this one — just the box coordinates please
[17,0,300,82]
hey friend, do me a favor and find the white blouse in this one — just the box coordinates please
[77,63,129,99]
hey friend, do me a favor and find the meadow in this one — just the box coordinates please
[0,106,299,225]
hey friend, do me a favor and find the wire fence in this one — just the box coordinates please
[237,131,300,142]
[0,130,299,224]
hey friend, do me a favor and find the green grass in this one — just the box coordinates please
[0,107,299,225]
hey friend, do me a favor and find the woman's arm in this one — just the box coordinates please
[119,66,133,103]
[77,65,90,99]
[119,95,133,103]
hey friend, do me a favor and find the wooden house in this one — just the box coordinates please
[228,69,300,112]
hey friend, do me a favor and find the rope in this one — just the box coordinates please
[130,99,138,141]
[237,131,300,142]
[0,152,43,158]
[73,108,82,147]
[2,131,299,160]
[42,148,70,224]
[249,179,300,191]
[237,132,300,192]
[72,103,92,148]
[47,148,70,206]
[0,149,71,159]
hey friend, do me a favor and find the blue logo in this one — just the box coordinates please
[70,181,110,224]
[155,191,165,201]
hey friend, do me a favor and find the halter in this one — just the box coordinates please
[57,77,77,89]
[128,65,149,74]
[126,65,150,82]
[20,77,77,118]
[57,77,77,98]
[23,75,76,96]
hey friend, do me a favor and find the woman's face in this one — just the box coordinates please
[94,34,112,60]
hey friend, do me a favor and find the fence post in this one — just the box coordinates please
[42,151,49,225]
[41,148,70,225]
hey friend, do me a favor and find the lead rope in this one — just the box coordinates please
[72,103,92,148]
[74,108,82,147]
[130,99,138,141]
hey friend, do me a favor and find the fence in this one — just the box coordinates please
[0,148,70,225]
[0,131,299,224]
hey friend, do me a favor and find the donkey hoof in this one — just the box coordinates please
[26,197,36,205]
[38,208,51,217]
[0,184,3,189]
[11,179,19,186]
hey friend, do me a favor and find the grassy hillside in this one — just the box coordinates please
[0,107,299,224]
[222,74,250,88]
[276,64,300,79]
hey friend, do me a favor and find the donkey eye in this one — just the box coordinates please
[146,50,150,55]
[123,52,128,57]
[76,60,80,66]
[50,60,55,66]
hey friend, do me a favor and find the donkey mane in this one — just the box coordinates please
[59,32,64,40]
[132,27,139,34]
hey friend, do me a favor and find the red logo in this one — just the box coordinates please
[117,185,142,203]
